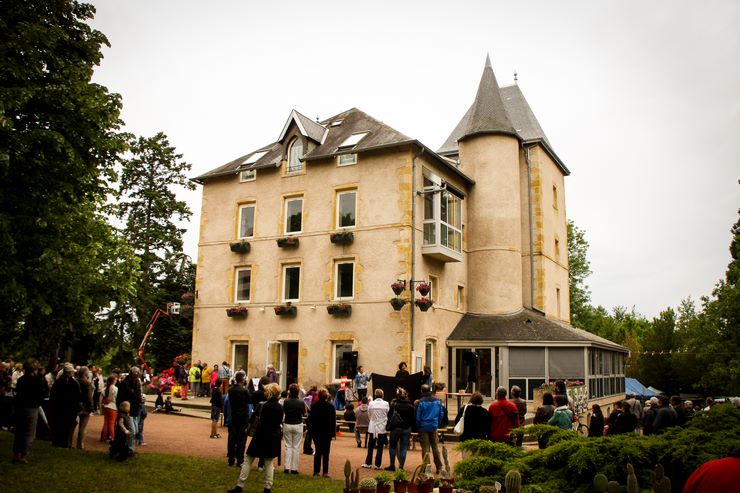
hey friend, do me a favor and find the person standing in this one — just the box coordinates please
[588,404,605,437]
[354,366,371,402]
[487,386,520,444]
[75,366,94,449]
[395,362,409,378]
[49,363,81,448]
[308,388,336,477]
[201,362,211,397]
[175,361,189,400]
[386,387,415,471]
[454,391,491,443]
[220,361,232,394]
[99,375,118,442]
[355,396,370,448]
[509,385,527,446]
[90,366,103,415]
[116,367,143,454]
[11,358,45,464]
[265,364,278,384]
[652,395,678,434]
[547,394,573,431]
[188,360,201,399]
[363,388,389,470]
[282,383,305,474]
[227,372,251,467]
[415,384,445,474]
[210,384,223,438]
[421,366,433,388]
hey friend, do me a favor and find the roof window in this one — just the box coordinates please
[330,120,343,127]
[338,132,368,150]
[240,150,268,166]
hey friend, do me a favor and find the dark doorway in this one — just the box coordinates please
[286,342,299,386]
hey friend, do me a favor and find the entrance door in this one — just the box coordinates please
[267,341,299,389]
[233,343,248,372]
[453,347,493,397]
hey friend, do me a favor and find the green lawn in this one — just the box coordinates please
[0,431,342,493]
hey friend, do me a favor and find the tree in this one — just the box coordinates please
[567,220,592,328]
[114,132,195,367]
[0,0,137,365]
[636,308,678,393]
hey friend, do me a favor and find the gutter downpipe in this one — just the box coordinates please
[524,144,537,311]
[410,146,425,358]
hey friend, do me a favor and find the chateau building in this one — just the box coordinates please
[191,56,627,404]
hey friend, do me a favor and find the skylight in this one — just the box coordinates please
[240,150,268,165]
[338,132,368,149]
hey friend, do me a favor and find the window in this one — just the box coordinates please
[422,172,463,262]
[548,347,584,381]
[338,132,368,149]
[336,190,356,228]
[335,261,354,300]
[234,267,251,302]
[556,288,561,319]
[284,197,303,234]
[282,264,300,302]
[238,204,255,239]
[287,138,304,173]
[338,153,357,166]
[428,275,438,302]
[240,169,256,182]
[333,342,354,380]
[554,238,560,259]
[456,285,465,310]
[425,339,436,371]
[232,343,248,370]
[553,185,558,210]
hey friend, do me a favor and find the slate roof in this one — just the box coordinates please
[193,107,474,184]
[448,308,627,351]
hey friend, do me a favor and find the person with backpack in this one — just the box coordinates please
[188,361,202,399]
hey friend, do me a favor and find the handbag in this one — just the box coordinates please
[453,404,467,434]
[386,411,404,431]
[247,402,263,437]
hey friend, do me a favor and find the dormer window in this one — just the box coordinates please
[287,138,304,173]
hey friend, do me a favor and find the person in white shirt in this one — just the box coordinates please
[362,389,389,470]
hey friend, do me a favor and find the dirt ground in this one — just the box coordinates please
[78,410,463,481]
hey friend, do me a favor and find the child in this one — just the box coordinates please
[355,397,370,448]
[110,401,133,461]
[210,385,223,438]
[343,403,357,432]
[153,389,165,412]
[163,395,179,413]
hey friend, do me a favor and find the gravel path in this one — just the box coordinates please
[79,411,463,481]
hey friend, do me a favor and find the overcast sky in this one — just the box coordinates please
[88,0,739,318]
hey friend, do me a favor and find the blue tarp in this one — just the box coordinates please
[625,377,657,397]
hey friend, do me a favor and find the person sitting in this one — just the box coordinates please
[153,390,165,412]
[163,395,179,413]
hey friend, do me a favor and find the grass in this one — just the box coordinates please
[0,431,343,493]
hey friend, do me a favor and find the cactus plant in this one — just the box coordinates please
[504,470,522,493]
[442,445,451,474]
[411,452,430,485]
[651,464,672,493]
[594,473,609,493]
[607,481,621,493]
[626,464,639,493]
[359,477,377,492]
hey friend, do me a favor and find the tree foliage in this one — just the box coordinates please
[567,220,592,327]
[0,0,137,365]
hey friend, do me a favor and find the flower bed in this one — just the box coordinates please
[276,236,299,248]
[327,303,352,316]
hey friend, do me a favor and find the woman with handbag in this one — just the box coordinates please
[454,391,490,442]
[228,383,284,493]
[385,387,414,471]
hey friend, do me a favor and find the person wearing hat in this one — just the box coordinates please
[49,363,81,447]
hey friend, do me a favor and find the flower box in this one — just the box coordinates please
[226,306,248,318]
[415,297,433,312]
[327,304,352,316]
[391,281,406,295]
[273,304,297,316]
[229,241,251,253]
[389,297,406,311]
[330,231,354,245]
[276,236,299,248]
[416,283,431,296]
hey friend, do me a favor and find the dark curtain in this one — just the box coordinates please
[370,372,425,403]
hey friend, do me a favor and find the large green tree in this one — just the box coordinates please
[113,132,195,370]
[0,0,137,365]
[567,219,592,328]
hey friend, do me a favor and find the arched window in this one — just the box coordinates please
[287,138,304,173]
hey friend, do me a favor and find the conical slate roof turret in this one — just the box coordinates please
[457,54,517,143]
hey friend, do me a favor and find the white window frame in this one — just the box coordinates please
[238,204,255,239]
[232,343,249,371]
[234,267,252,303]
[334,260,355,300]
[338,153,357,166]
[336,190,357,229]
[287,138,304,174]
[240,169,257,182]
[282,264,301,302]
[427,275,438,302]
[422,172,462,255]
[456,285,465,310]
[425,339,436,372]
[332,341,354,381]
[284,197,303,234]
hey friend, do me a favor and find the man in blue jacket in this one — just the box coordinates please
[414,384,444,473]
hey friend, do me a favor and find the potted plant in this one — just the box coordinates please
[344,459,360,493]
[327,303,352,316]
[393,469,409,493]
[414,297,433,312]
[225,306,248,318]
[229,240,251,253]
[439,469,455,493]
[391,281,406,295]
[389,297,406,311]
[330,231,354,245]
[416,282,431,296]
[274,303,297,316]
[359,478,377,493]
[408,454,432,493]
[374,471,392,493]
[276,236,299,248]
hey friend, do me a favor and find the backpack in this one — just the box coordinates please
[194,367,201,380]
